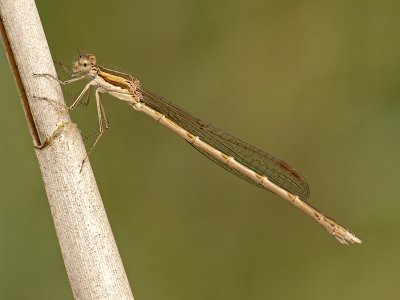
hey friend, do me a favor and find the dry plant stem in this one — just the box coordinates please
[0,1,134,299]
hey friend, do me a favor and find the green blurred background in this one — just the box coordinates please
[1,0,399,299]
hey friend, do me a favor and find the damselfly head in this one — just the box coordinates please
[72,54,97,76]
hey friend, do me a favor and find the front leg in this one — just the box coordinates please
[69,82,93,110]
[33,81,94,112]
[33,72,86,86]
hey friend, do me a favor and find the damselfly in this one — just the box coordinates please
[36,54,362,245]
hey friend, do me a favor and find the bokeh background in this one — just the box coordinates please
[1,0,399,299]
